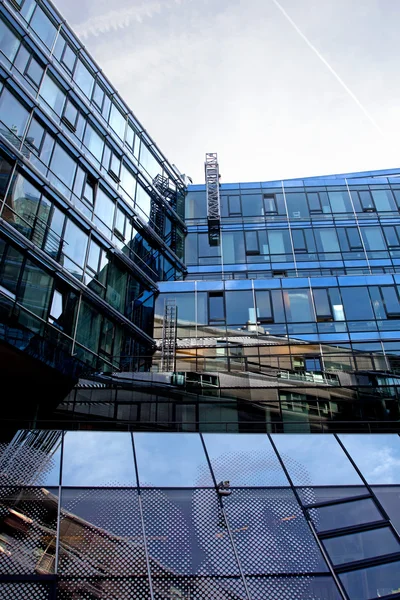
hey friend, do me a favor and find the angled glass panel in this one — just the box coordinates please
[74,58,94,98]
[0,88,29,140]
[246,576,341,600]
[134,433,213,487]
[0,19,20,61]
[0,430,62,486]
[203,434,289,487]
[341,287,374,320]
[223,488,328,574]
[340,560,400,600]
[62,431,135,486]
[373,486,400,534]
[30,6,57,49]
[308,498,384,533]
[109,103,126,139]
[39,74,65,116]
[323,527,400,566]
[339,434,400,484]
[272,435,363,486]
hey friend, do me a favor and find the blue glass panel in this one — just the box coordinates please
[324,527,400,566]
[0,19,20,61]
[309,498,383,533]
[74,58,94,98]
[30,6,56,49]
[340,561,400,600]
[0,88,29,140]
[203,434,289,486]
[40,74,65,116]
[62,431,136,486]
[373,486,400,534]
[272,435,363,486]
[339,434,400,484]
[134,433,213,487]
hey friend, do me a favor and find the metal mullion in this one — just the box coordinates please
[334,551,400,575]
[267,433,349,600]
[318,519,390,540]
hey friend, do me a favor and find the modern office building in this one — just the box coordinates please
[1,0,400,599]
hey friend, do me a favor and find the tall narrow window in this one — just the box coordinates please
[313,288,333,322]
[255,290,273,323]
[245,231,259,255]
[264,195,276,214]
[346,228,363,251]
[307,192,322,213]
[228,195,241,216]
[292,229,307,253]
[381,287,400,318]
[209,292,225,323]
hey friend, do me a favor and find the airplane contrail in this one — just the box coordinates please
[271,0,384,135]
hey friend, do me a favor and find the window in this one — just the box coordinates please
[0,87,30,141]
[264,194,277,214]
[241,194,263,217]
[381,286,400,318]
[135,183,151,219]
[49,143,77,190]
[209,292,225,323]
[0,18,20,62]
[83,123,104,162]
[283,289,314,322]
[25,56,44,87]
[225,290,254,326]
[62,100,79,132]
[74,58,94,99]
[328,191,352,214]
[108,150,121,182]
[83,177,95,205]
[292,229,307,253]
[341,287,374,321]
[26,118,45,152]
[305,357,322,371]
[268,229,291,255]
[256,290,273,322]
[228,195,241,216]
[359,190,375,212]
[307,192,322,213]
[109,103,126,139]
[92,82,105,110]
[315,228,340,253]
[94,187,115,230]
[313,288,333,322]
[286,192,309,218]
[61,43,76,73]
[245,230,260,255]
[63,219,88,270]
[346,228,363,250]
[371,189,397,212]
[362,227,386,251]
[39,74,66,116]
[383,226,400,248]
[30,6,57,49]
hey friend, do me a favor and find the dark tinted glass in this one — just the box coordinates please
[323,527,400,566]
[309,498,383,532]
[373,486,400,533]
[340,560,400,600]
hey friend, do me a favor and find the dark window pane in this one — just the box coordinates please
[0,245,24,294]
[20,259,53,318]
[381,286,400,317]
[384,226,400,247]
[25,57,43,87]
[63,219,88,268]
[256,290,273,322]
[245,230,259,254]
[373,486,400,534]
[309,498,383,533]
[242,194,263,216]
[297,486,368,505]
[292,229,307,251]
[264,194,276,213]
[228,195,241,215]
[308,192,321,212]
[209,292,225,322]
[283,289,314,322]
[340,560,400,600]
[347,228,363,250]
[225,290,254,325]
[359,190,374,210]
[341,287,374,320]
[26,118,45,151]
[49,144,76,190]
[323,527,400,566]
[313,288,332,320]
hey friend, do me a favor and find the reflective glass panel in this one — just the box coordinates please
[373,486,400,534]
[62,431,135,486]
[308,498,383,533]
[340,560,400,600]
[134,433,213,487]
[246,576,341,600]
[323,527,400,566]
[74,58,94,98]
[30,6,57,49]
[203,434,289,486]
[40,74,65,115]
[339,434,400,484]
[83,123,104,162]
[49,144,76,190]
[272,435,363,485]
[109,103,126,139]
[0,88,29,139]
[341,287,374,320]
[0,20,20,61]
[297,486,368,506]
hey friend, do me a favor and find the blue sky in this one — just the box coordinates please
[54,0,400,183]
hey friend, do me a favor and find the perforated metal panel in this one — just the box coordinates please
[57,577,150,599]
[0,486,58,575]
[0,582,51,599]
[141,489,240,576]
[57,487,149,596]
[222,488,328,575]
[152,576,247,599]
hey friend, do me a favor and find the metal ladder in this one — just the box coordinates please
[160,299,177,372]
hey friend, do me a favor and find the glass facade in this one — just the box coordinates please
[2,0,400,598]
[0,0,186,376]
